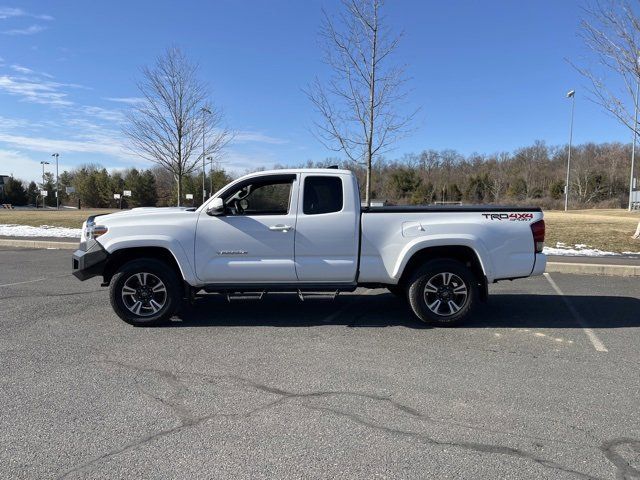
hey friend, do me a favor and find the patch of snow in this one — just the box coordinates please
[0,224,82,238]
[543,242,622,257]
[544,246,618,256]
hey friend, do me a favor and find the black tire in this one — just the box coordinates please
[109,258,182,327]
[407,259,478,327]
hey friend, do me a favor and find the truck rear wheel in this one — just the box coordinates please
[109,258,182,327]
[407,259,478,326]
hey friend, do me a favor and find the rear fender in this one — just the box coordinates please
[392,235,493,281]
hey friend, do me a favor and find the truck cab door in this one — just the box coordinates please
[294,173,359,282]
[194,174,299,283]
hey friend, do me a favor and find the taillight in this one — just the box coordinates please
[530,220,545,254]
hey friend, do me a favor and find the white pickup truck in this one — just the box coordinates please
[72,168,546,327]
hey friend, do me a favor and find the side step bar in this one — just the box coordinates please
[220,289,342,302]
[202,282,357,294]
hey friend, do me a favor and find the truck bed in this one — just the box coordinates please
[358,206,545,284]
[362,205,542,213]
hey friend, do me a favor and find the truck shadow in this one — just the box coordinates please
[170,292,640,329]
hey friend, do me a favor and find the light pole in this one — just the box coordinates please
[629,71,640,211]
[51,153,59,209]
[565,90,575,212]
[40,160,50,209]
[201,106,211,203]
[207,156,213,198]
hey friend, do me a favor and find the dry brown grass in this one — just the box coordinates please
[2,207,640,253]
[545,209,640,253]
[0,209,118,229]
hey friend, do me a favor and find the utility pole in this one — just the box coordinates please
[40,160,50,209]
[201,106,211,203]
[565,90,575,212]
[207,156,213,198]
[52,153,59,209]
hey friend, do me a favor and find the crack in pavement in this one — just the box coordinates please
[57,358,629,480]
[601,438,640,480]
[305,404,602,480]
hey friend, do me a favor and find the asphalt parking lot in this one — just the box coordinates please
[1,247,639,479]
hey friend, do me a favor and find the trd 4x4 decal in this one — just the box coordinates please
[482,213,534,221]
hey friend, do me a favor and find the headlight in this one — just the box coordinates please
[84,219,108,240]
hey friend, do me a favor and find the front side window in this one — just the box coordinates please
[224,179,293,216]
[303,176,343,215]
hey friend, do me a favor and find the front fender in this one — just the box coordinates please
[99,235,198,285]
[392,234,493,281]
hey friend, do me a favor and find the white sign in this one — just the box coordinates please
[66,186,75,194]
[113,193,121,199]
[40,190,48,197]
[185,193,194,200]
[123,190,132,197]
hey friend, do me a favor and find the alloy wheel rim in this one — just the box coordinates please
[121,272,167,317]
[423,272,468,317]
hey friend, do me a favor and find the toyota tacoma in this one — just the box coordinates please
[72,168,546,326]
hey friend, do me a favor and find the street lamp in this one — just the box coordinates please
[207,156,213,198]
[201,106,211,203]
[51,153,59,209]
[565,90,575,212]
[40,160,50,209]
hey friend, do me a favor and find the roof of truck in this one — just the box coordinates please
[235,168,353,179]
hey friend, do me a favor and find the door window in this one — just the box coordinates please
[223,178,293,216]
[303,176,343,215]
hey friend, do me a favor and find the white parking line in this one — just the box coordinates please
[543,273,608,352]
[0,277,48,288]
[0,273,71,288]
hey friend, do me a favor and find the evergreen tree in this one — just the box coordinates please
[26,181,39,206]
[58,170,73,206]
[138,170,158,206]
[40,172,56,207]
[2,177,28,205]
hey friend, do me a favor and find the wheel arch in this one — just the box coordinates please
[397,245,488,300]
[103,247,184,285]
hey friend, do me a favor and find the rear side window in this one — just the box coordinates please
[303,176,343,215]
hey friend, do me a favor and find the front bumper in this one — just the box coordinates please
[72,239,108,281]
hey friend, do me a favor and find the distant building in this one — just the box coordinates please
[0,175,10,196]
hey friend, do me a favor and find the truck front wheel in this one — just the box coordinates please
[109,258,182,327]
[407,259,478,327]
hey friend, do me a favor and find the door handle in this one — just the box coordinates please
[269,224,293,232]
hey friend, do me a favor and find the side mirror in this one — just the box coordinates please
[206,197,225,216]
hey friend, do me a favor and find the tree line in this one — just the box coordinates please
[0,140,634,209]
[0,165,232,209]
[295,140,634,209]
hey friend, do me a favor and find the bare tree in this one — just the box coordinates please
[307,0,417,205]
[577,1,640,135]
[124,47,231,206]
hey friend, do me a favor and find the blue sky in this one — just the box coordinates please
[0,0,634,182]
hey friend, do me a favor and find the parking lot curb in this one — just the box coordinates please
[0,238,77,250]
[546,261,640,277]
